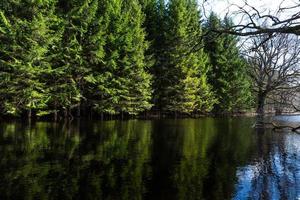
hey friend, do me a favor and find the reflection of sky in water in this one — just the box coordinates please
[233,134,300,200]
[274,115,300,123]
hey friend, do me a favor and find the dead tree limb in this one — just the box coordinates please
[263,121,300,133]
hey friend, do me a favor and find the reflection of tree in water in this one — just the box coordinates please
[1,119,299,200]
[172,119,216,200]
[0,122,81,199]
[77,120,152,200]
[197,118,256,200]
[233,129,300,200]
[149,118,256,200]
[0,120,152,200]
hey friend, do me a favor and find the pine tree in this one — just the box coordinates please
[139,0,168,110]
[47,0,101,118]
[204,13,253,113]
[0,0,60,117]
[79,0,107,116]
[0,0,252,118]
[91,0,152,115]
[157,0,215,114]
[221,17,253,112]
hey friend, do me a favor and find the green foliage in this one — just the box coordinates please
[0,0,252,118]
[155,0,215,114]
[0,0,59,116]
[204,13,253,113]
[0,120,152,200]
[46,0,97,114]
[87,0,152,115]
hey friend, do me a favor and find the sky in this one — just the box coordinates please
[202,0,299,24]
[201,0,300,54]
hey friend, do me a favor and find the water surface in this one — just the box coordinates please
[0,117,299,200]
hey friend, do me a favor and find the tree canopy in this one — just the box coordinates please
[0,0,254,118]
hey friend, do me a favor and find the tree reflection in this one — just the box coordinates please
[233,128,300,200]
[77,120,152,200]
[0,120,152,200]
[149,117,256,200]
[170,118,257,200]
[0,118,299,200]
[0,122,80,199]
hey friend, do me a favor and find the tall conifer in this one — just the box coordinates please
[157,0,215,114]
[204,13,252,113]
[93,0,152,115]
[0,0,60,117]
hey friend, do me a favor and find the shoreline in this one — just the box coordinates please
[1,111,299,122]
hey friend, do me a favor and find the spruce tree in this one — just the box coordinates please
[49,0,100,118]
[140,0,168,110]
[204,13,252,113]
[221,17,252,112]
[0,0,252,118]
[80,0,107,116]
[0,0,60,117]
[157,0,215,114]
[91,0,152,115]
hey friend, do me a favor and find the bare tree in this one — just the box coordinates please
[271,89,300,114]
[208,0,300,36]
[246,33,300,115]
[201,1,300,131]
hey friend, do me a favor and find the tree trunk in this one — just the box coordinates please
[28,109,32,118]
[77,103,81,118]
[64,109,68,119]
[256,92,266,115]
[54,101,58,121]
[275,108,282,116]
[256,92,266,127]
[54,111,58,121]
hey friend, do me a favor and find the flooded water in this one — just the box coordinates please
[0,117,299,200]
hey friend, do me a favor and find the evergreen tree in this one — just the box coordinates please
[0,0,60,117]
[80,0,107,116]
[204,13,252,113]
[140,0,168,109]
[221,17,253,112]
[90,0,152,115]
[48,0,100,118]
[157,0,215,114]
[0,0,253,118]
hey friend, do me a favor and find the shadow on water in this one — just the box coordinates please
[0,117,299,199]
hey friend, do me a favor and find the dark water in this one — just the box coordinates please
[0,117,300,200]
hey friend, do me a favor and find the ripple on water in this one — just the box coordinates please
[233,132,300,200]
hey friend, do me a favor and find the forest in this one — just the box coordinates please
[1,0,298,119]
[1,1,300,199]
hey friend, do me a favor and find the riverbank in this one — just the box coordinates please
[0,110,259,122]
[3,109,299,122]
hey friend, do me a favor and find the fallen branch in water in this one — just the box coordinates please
[262,121,300,133]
